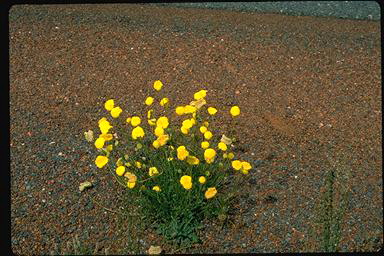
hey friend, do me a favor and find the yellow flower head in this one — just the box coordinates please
[207,107,217,115]
[154,126,164,137]
[135,161,142,168]
[153,80,163,91]
[204,131,213,140]
[201,141,209,149]
[175,106,185,115]
[127,181,136,189]
[182,119,193,129]
[205,187,217,199]
[198,176,206,184]
[149,167,159,177]
[177,145,189,160]
[190,98,206,109]
[148,118,156,126]
[116,166,125,176]
[95,155,108,168]
[228,152,234,160]
[126,117,132,124]
[156,116,169,129]
[111,107,122,118]
[132,126,145,140]
[160,97,169,107]
[157,134,169,146]
[180,175,192,190]
[242,161,252,171]
[104,99,114,111]
[194,89,207,100]
[230,106,240,117]
[181,126,189,135]
[99,119,112,134]
[131,116,141,127]
[152,140,160,149]
[94,137,105,149]
[184,105,197,114]
[152,186,161,192]
[204,148,216,164]
[145,97,154,106]
[218,142,227,151]
[232,160,242,171]
[199,126,208,134]
[99,133,113,141]
[186,155,200,165]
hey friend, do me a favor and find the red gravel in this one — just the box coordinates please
[10,4,382,254]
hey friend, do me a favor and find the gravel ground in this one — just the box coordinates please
[9,4,382,254]
[148,1,381,20]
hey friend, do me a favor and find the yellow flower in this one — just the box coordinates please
[147,109,153,119]
[116,157,124,167]
[186,156,200,165]
[154,126,164,137]
[232,160,242,170]
[198,176,206,184]
[156,116,169,129]
[204,148,216,164]
[99,133,113,141]
[207,107,217,115]
[189,98,206,109]
[182,119,193,129]
[127,181,136,189]
[116,166,125,176]
[228,152,234,160]
[95,155,108,168]
[157,134,169,146]
[230,106,240,117]
[160,97,169,107]
[153,80,163,91]
[99,119,112,134]
[205,187,217,199]
[111,107,122,118]
[145,97,154,106]
[175,106,185,115]
[153,140,160,149]
[104,99,114,111]
[204,131,213,140]
[199,126,207,133]
[131,116,141,127]
[201,141,209,149]
[181,126,189,135]
[126,117,132,124]
[177,145,189,160]
[135,161,142,168]
[149,167,159,176]
[241,169,249,175]
[148,118,156,126]
[194,89,207,100]
[218,142,227,151]
[184,105,197,114]
[132,126,145,139]
[242,161,252,171]
[152,186,161,192]
[180,175,192,190]
[94,137,105,149]
[203,121,209,127]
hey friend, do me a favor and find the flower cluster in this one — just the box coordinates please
[85,79,253,243]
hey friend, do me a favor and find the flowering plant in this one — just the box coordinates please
[85,80,252,246]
